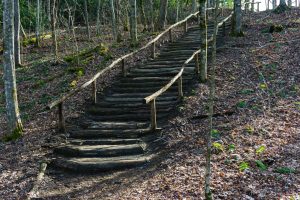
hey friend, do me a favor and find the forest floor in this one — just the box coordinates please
[0,9,300,200]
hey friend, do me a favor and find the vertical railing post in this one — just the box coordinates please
[150,99,157,131]
[58,102,66,133]
[257,2,260,11]
[92,79,97,104]
[184,20,188,33]
[169,29,173,42]
[121,59,126,77]
[151,42,155,59]
[177,76,183,99]
[251,1,254,12]
[195,53,200,75]
[222,22,226,37]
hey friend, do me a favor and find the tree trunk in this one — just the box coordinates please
[96,0,102,35]
[157,0,168,31]
[176,0,179,22]
[110,0,117,41]
[83,0,91,40]
[115,0,122,41]
[205,0,219,198]
[138,0,147,31]
[3,0,23,135]
[146,0,154,32]
[129,0,137,45]
[51,0,58,60]
[232,0,243,36]
[273,0,277,9]
[192,0,197,12]
[199,0,207,82]
[14,0,21,66]
[35,0,40,47]
[47,0,51,22]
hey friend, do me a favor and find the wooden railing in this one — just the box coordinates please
[47,9,215,132]
[143,12,234,131]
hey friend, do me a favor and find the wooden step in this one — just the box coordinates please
[86,112,170,122]
[80,121,148,129]
[86,106,173,116]
[54,143,146,157]
[54,155,152,172]
[68,138,143,145]
[69,128,150,139]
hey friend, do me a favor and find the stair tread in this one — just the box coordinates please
[54,155,153,172]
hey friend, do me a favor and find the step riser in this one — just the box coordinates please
[54,146,144,158]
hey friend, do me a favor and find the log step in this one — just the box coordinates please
[68,138,143,145]
[80,121,149,129]
[54,143,146,157]
[54,155,153,172]
[69,128,150,139]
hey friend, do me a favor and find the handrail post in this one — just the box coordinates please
[92,79,97,104]
[58,102,66,133]
[177,76,183,99]
[150,99,157,131]
[223,21,226,37]
[195,53,200,75]
[121,59,126,77]
[169,29,173,42]
[184,20,188,33]
[151,42,155,59]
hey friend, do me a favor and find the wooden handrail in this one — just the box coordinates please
[144,49,201,104]
[144,12,234,130]
[47,8,216,132]
[47,10,206,110]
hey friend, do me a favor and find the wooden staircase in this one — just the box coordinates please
[52,20,231,172]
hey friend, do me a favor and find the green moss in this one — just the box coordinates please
[2,126,23,142]
[231,31,245,37]
[63,43,110,65]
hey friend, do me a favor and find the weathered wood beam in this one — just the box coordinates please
[58,102,66,133]
[150,100,157,130]
[92,79,97,104]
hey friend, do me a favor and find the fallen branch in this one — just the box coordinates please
[256,38,300,49]
[27,162,48,200]
[191,110,235,120]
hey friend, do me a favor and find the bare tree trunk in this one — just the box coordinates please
[83,0,91,40]
[115,0,122,41]
[14,0,21,66]
[129,0,137,45]
[96,0,102,35]
[199,0,207,82]
[3,0,23,135]
[51,0,58,60]
[138,0,147,31]
[176,0,179,22]
[273,0,277,9]
[157,0,168,30]
[110,0,117,40]
[232,0,242,36]
[146,0,154,32]
[205,0,219,198]
[192,0,197,12]
[36,0,40,47]
[47,0,51,22]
